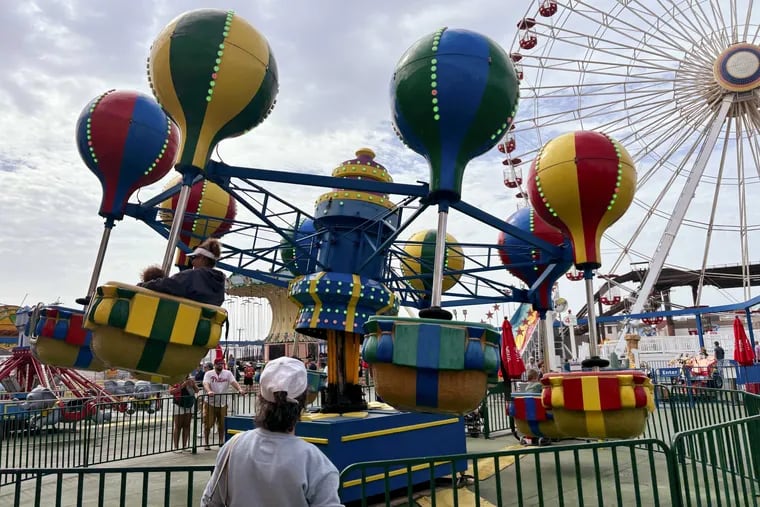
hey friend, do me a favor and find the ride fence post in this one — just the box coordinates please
[82,418,91,468]
[480,395,491,439]
[191,397,199,454]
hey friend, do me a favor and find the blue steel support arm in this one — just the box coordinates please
[207,160,430,197]
[695,315,705,349]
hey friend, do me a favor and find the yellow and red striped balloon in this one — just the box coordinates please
[526,131,636,269]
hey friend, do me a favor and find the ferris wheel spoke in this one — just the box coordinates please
[526,54,677,76]
[628,122,707,188]
[737,113,752,298]
[613,96,709,166]
[628,96,734,314]
[741,105,760,181]
[558,0,695,55]
[656,0,724,49]
[695,118,732,304]
[543,22,682,65]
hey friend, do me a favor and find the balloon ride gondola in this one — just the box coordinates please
[524,130,653,439]
[81,9,281,382]
[363,27,520,415]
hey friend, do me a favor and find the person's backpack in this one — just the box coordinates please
[244,365,254,379]
[172,385,195,409]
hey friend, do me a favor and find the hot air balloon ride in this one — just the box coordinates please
[525,131,653,439]
[363,28,518,415]
[86,10,280,382]
[75,89,180,304]
[86,177,236,382]
[51,90,180,373]
[147,8,278,274]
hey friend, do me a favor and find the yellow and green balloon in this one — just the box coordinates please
[148,9,278,172]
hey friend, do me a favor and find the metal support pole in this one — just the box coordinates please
[695,314,705,350]
[746,308,756,349]
[430,209,449,308]
[568,315,577,361]
[585,274,599,358]
[161,183,192,274]
[86,218,115,300]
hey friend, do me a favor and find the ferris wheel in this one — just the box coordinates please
[505,0,760,312]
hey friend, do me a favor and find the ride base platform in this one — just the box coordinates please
[226,408,466,503]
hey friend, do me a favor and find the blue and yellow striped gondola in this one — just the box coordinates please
[85,282,226,382]
[362,316,499,414]
[508,393,565,441]
[32,306,105,371]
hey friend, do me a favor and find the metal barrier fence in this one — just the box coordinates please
[2,385,759,505]
[0,392,256,486]
[339,416,760,506]
[339,438,677,506]
[672,416,760,507]
[0,466,214,507]
[0,382,378,486]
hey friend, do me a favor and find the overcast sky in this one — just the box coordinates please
[1,0,757,338]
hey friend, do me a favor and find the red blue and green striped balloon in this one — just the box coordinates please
[75,90,179,220]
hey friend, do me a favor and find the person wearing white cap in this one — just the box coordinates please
[138,238,225,306]
[201,357,342,507]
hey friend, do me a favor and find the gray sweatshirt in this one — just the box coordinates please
[200,429,343,507]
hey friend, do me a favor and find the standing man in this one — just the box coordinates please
[713,340,725,362]
[203,358,245,450]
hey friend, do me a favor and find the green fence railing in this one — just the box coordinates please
[0,392,255,485]
[2,391,760,506]
[0,466,214,507]
[339,438,676,506]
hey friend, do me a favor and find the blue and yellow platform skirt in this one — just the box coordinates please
[85,282,227,382]
[362,316,500,415]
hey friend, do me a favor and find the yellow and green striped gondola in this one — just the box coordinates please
[85,282,226,381]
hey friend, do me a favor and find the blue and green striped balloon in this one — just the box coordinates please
[391,28,520,202]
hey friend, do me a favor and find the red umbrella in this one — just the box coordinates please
[502,318,526,379]
[733,317,755,366]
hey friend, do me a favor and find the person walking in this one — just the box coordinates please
[203,358,245,450]
[201,356,342,506]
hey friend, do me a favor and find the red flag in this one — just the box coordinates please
[733,317,755,366]
[502,318,526,379]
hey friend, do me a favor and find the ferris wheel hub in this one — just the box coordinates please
[713,43,760,92]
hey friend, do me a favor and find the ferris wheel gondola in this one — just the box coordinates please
[510,0,760,312]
